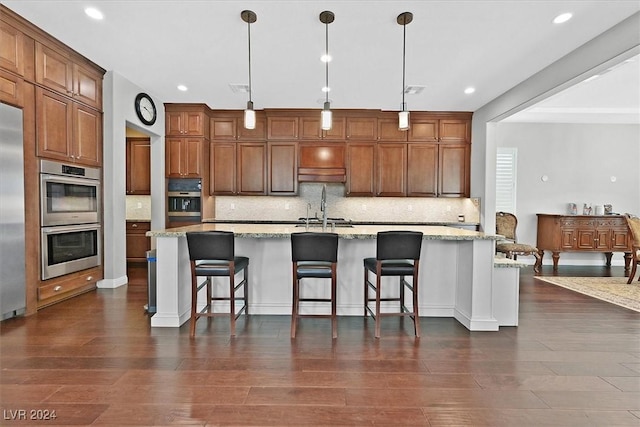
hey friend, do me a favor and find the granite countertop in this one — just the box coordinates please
[147,223,498,241]
[202,218,480,227]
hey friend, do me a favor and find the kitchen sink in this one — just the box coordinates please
[295,217,353,228]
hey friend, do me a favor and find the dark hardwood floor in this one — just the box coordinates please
[1,265,639,426]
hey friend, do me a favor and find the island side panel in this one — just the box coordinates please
[151,235,192,327]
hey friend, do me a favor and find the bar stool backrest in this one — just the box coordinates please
[186,231,235,261]
[376,231,423,261]
[291,232,338,263]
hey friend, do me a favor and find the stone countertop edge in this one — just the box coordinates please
[148,223,499,241]
[202,219,480,226]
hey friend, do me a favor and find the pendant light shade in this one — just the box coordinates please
[397,12,413,131]
[244,101,256,130]
[321,101,332,130]
[241,10,257,130]
[320,11,334,131]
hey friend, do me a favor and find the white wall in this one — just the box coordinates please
[99,71,165,289]
[496,122,640,266]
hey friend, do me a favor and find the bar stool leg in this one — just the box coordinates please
[189,266,198,338]
[375,265,382,339]
[291,264,298,338]
[331,265,337,339]
[229,266,236,337]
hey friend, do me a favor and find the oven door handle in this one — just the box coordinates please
[41,174,100,185]
[42,224,101,233]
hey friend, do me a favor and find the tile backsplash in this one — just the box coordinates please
[125,195,152,220]
[213,183,479,223]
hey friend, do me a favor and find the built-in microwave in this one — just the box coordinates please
[40,160,101,226]
[41,223,101,280]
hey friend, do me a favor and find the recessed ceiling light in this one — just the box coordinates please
[464,87,476,95]
[177,85,188,91]
[553,12,573,24]
[320,54,332,63]
[85,7,104,20]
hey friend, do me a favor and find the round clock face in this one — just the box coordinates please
[135,93,157,125]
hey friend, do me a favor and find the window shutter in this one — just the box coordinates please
[496,147,517,214]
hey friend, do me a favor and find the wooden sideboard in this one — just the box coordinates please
[536,214,632,272]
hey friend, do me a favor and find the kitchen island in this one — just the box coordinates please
[147,223,508,331]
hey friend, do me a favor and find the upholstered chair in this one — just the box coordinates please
[495,212,542,273]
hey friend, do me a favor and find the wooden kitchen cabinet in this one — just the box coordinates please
[536,214,633,271]
[377,117,407,142]
[407,143,438,197]
[0,19,26,77]
[210,114,238,141]
[0,68,23,106]
[38,267,102,308]
[346,116,377,140]
[439,144,470,197]
[165,104,209,136]
[376,143,406,196]
[439,119,470,143]
[165,137,203,177]
[209,142,236,195]
[346,142,376,196]
[238,114,267,140]
[237,142,267,195]
[267,116,298,140]
[126,221,151,262]
[126,137,150,195]
[209,141,267,195]
[269,141,297,195]
[36,86,102,166]
[35,42,102,110]
[299,115,346,141]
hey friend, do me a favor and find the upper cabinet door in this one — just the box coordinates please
[237,114,267,140]
[267,117,298,140]
[73,63,102,109]
[166,108,207,136]
[35,42,103,109]
[439,119,470,143]
[377,118,407,142]
[408,118,439,142]
[35,42,73,96]
[346,117,377,140]
[299,116,346,141]
[210,116,238,141]
[0,20,24,76]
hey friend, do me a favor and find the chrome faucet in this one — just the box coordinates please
[321,184,327,231]
[305,203,311,230]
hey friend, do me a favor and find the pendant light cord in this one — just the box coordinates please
[401,17,406,111]
[247,18,252,104]
[325,20,329,104]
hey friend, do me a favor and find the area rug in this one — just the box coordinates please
[535,277,640,312]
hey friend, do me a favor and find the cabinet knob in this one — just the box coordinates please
[132,223,138,228]
[86,276,93,281]
[54,286,62,292]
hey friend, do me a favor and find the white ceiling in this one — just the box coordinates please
[4,1,639,123]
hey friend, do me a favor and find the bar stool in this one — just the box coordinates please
[290,232,339,339]
[185,231,249,337]
[364,231,423,338]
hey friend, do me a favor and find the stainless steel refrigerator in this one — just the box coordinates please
[0,102,26,319]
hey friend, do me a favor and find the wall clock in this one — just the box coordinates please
[134,92,157,126]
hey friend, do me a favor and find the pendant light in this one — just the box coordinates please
[241,10,257,130]
[397,12,413,131]
[319,11,334,131]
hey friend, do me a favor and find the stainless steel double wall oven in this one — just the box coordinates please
[39,160,101,280]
